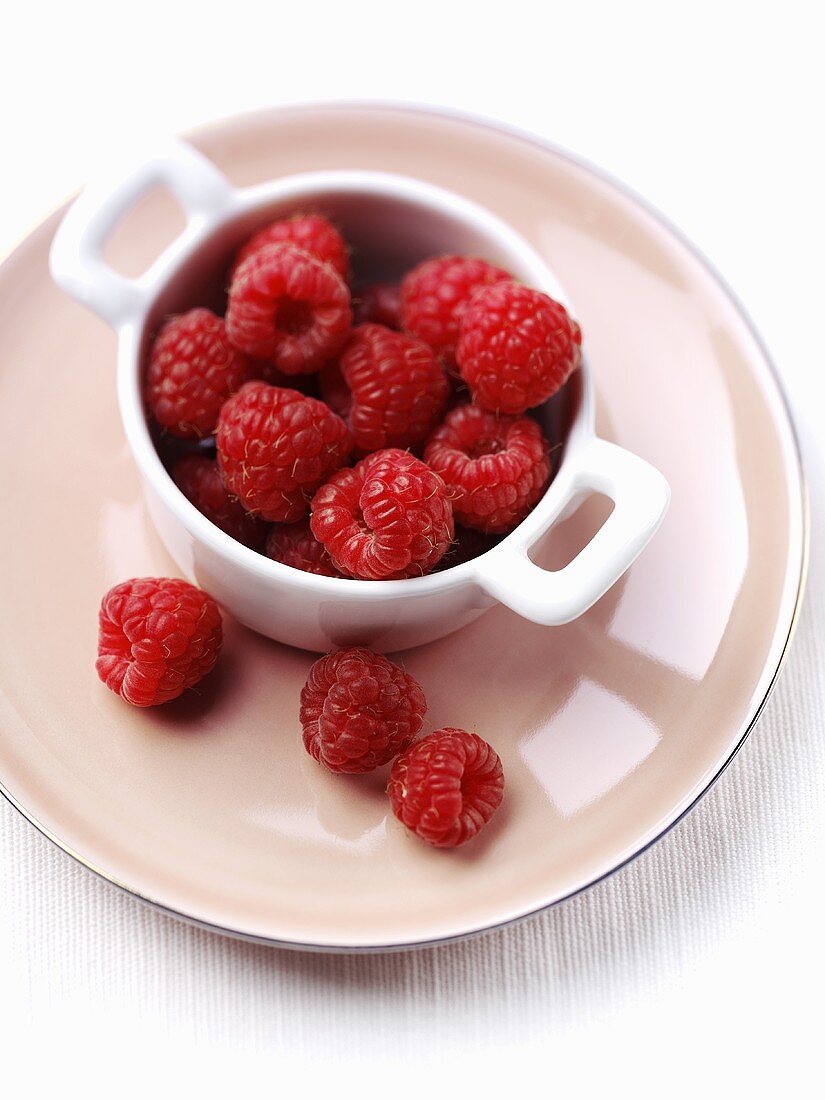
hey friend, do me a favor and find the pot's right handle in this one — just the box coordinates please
[475,437,670,625]
[49,140,234,329]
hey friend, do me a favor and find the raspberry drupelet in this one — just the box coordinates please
[310,448,454,580]
[230,213,350,283]
[424,404,551,533]
[320,323,449,453]
[400,255,511,368]
[146,308,251,440]
[216,380,352,523]
[457,280,582,414]
[300,647,427,773]
[265,520,345,578]
[226,243,351,374]
[96,577,223,707]
[172,455,267,550]
[388,728,505,848]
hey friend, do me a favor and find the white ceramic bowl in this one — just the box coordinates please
[49,139,670,652]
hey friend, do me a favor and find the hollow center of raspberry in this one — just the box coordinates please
[275,298,314,337]
[466,436,504,459]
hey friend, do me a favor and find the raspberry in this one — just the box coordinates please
[424,405,551,533]
[457,281,582,414]
[353,283,402,328]
[300,647,427,773]
[146,308,251,440]
[96,577,222,707]
[265,519,344,577]
[400,255,511,367]
[226,243,351,374]
[388,728,504,848]
[216,381,352,523]
[320,324,449,453]
[310,449,454,579]
[231,213,350,282]
[172,454,266,550]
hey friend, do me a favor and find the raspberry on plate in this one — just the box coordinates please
[310,448,454,579]
[226,243,351,374]
[146,308,251,440]
[96,577,222,707]
[265,519,344,577]
[230,213,350,282]
[300,647,427,773]
[320,323,450,453]
[172,454,266,550]
[457,281,582,414]
[400,255,511,367]
[388,728,505,848]
[353,283,402,329]
[424,404,551,533]
[217,380,352,523]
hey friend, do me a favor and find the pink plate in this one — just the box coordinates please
[0,105,806,950]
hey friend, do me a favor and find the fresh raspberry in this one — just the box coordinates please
[353,283,402,328]
[424,405,551,533]
[457,282,582,414]
[388,728,504,848]
[96,577,222,707]
[310,449,454,580]
[320,324,449,453]
[400,255,511,367]
[265,519,344,578]
[231,213,350,282]
[226,243,351,374]
[146,308,251,440]
[216,381,352,523]
[172,454,266,550]
[300,647,427,773]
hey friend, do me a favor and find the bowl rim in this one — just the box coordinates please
[117,167,594,602]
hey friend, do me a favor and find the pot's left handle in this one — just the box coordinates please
[49,140,234,329]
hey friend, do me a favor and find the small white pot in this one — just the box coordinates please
[49,139,670,652]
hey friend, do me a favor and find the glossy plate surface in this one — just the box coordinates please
[0,105,805,949]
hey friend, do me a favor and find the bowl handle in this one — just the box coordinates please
[49,140,234,329]
[475,437,670,625]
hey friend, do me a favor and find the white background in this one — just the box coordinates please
[1,1,823,1095]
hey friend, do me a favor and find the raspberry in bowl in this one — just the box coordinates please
[50,141,669,652]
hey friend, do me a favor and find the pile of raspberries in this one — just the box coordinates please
[96,212,584,848]
[147,212,582,578]
[97,583,502,848]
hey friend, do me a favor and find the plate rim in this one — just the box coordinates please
[0,100,809,953]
